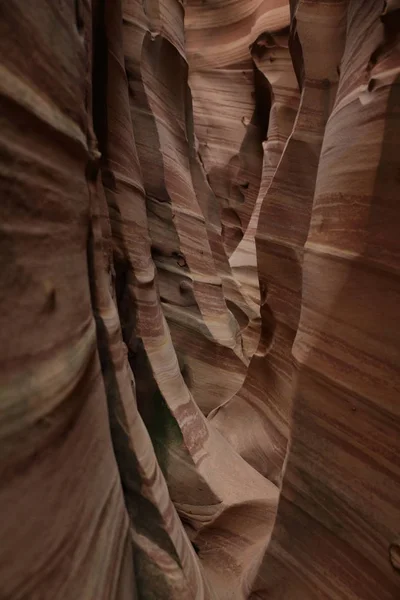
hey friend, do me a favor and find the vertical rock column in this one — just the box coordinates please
[123,0,254,415]
[0,2,135,598]
[251,1,400,598]
[210,0,346,486]
[90,0,212,597]
[229,28,300,315]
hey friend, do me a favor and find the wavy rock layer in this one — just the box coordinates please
[0,0,399,599]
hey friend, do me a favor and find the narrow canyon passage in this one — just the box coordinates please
[0,0,399,599]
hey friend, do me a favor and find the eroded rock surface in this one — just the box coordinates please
[0,0,399,599]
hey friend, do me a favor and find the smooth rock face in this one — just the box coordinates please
[0,0,399,599]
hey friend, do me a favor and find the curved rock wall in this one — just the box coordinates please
[1,0,399,599]
[251,2,400,598]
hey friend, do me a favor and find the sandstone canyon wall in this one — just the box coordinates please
[0,0,399,599]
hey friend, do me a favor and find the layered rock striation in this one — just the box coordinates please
[0,0,399,599]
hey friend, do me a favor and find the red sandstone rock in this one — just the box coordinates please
[0,0,399,599]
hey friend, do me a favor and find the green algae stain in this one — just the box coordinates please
[146,388,184,482]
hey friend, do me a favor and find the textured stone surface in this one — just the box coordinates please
[0,0,399,599]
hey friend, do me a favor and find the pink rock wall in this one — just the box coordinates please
[0,0,399,599]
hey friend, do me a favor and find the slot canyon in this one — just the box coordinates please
[0,0,400,598]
